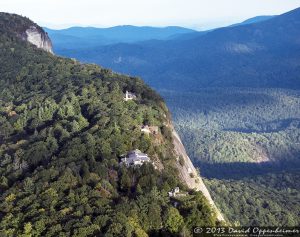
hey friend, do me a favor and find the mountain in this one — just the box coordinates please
[45,25,196,52]
[159,9,300,226]
[172,15,275,41]
[0,13,225,236]
[47,15,275,54]
[0,13,53,53]
[48,7,300,226]
[57,7,300,91]
[241,15,274,24]
[229,15,275,27]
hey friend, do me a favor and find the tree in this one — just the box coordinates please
[163,207,184,234]
[0,176,9,190]
[120,171,131,192]
[20,222,32,237]
[0,119,13,138]
[148,203,162,230]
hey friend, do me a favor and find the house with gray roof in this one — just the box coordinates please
[121,149,150,166]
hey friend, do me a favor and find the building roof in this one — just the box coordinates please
[121,149,150,165]
[127,92,136,97]
[128,149,149,160]
[125,91,136,98]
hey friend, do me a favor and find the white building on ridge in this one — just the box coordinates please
[140,125,159,135]
[121,149,150,166]
[124,91,137,101]
[168,187,187,197]
[168,187,180,197]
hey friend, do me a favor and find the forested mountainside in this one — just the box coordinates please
[205,170,300,226]
[54,7,300,91]
[163,88,300,164]
[0,13,219,236]
[42,6,300,227]
[0,13,52,53]
[0,13,45,39]
[159,9,300,225]
[162,88,300,226]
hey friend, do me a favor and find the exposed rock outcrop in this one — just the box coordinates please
[172,128,225,222]
[0,13,53,54]
[25,26,53,53]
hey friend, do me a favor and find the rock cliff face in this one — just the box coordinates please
[171,127,225,222]
[25,26,53,53]
[0,13,53,54]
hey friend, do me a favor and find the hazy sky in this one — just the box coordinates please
[1,0,300,29]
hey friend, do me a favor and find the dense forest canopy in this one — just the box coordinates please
[162,88,300,164]
[205,170,300,226]
[162,88,300,226]
[0,13,218,236]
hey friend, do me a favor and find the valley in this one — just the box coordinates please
[162,87,300,225]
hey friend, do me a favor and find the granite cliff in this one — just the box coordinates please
[0,12,53,53]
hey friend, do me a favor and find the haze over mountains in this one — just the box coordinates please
[229,15,275,27]
[45,25,196,51]
[45,14,275,59]
[49,7,300,91]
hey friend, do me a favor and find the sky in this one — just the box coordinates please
[1,0,300,30]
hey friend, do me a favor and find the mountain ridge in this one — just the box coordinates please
[44,25,196,51]
[0,12,223,236]
[53,7,300,90]
[229,15,275,27]
[0,12,53,53]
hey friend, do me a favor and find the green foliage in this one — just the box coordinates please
[205,171,300,226]
[163,88,300,164]
[162,88,300,226]
[0,13,218,236]
[163,207,184,233]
